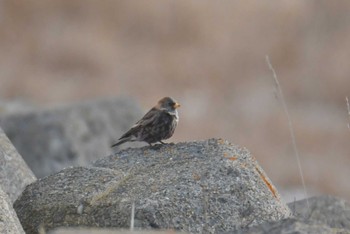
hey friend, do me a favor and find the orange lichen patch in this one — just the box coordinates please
[227,157,237,161]
[223,153,238,161]
[255,166,278,199]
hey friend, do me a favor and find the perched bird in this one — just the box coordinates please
[111,97,180,147]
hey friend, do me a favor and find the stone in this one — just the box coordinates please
[49,228,183,234]
[0,128,36,203]
[14,139,291,234]
[231,195,350,233]
[0,97,142,178]
[288,195,350,230]
[233,217,348,234]
[0,99,36,116]
[0,187,25,234]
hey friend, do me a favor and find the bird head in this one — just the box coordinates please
[157,97,180,114]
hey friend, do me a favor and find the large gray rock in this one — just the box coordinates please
[14,139,291,234]
[0,97,142,178]
[49,228,183,234]
[288,195,350,230]
[233,217,349,234]
[0,187,25,234]
[232,195,350,233]
[0,99,36,116]
[0,128,36,203]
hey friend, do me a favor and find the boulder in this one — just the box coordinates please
[0,187,25,234]
[232,195,350,233]
[288,195,350,230]
[0,128,36,203]
[14,139,291,234]
[233,217,347,234]
[0,99,36,116]
[0,97,142,178]
[49,228,182,234]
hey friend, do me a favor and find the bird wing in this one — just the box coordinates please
[118,107,159,140]
[135,107,160,126]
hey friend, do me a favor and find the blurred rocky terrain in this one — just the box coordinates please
[0,1,349,201]
[0,97,142,178]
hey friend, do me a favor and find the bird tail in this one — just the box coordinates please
[111,137,131,148]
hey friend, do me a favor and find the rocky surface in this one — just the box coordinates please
[14,139,291,234]
[0,128,36,203]
[232,195,350,233]
[49,229,181,234]
[0,97,142,178]
[0,99,36,116]
[289,195,350,231]
[234,217,349,234]
[0,187,25,234]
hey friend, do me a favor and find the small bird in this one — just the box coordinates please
[111,97,180,147]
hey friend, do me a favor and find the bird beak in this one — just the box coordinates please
[173,102,181,108]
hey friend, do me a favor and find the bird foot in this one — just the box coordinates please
[149,144,162,150]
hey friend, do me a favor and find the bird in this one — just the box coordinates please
[111,97,180,147]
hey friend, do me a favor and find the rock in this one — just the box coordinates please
[0,187,25,234]
[14,139,291,234]
[0,128,36,203]
[288,195,350,230]
[0,97,142,178]
[233,217,348,234]
[0,99,36,116]
[231,195,350,233]
[49,228,183,234]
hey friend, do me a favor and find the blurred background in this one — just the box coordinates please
[0,0,349,202]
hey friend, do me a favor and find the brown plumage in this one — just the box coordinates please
[111,97,180,147]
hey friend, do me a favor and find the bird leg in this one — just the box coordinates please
[149,144,163,150]
[159,141,167,145]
